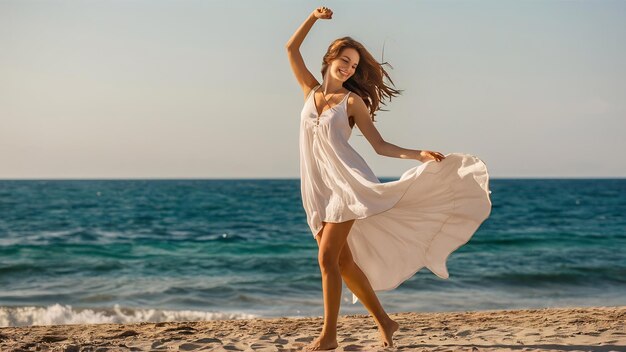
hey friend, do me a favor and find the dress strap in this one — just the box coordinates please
[306,84,321,101]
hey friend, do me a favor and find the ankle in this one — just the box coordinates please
[378,315,395,327]
[319,330,337,340]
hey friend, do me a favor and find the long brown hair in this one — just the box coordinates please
[321,36,403,122]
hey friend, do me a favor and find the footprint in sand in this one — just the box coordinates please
[455,330,472,337]
[295,337,314,342]
[178,342,202,351]
[249,342,275,350]
[163,326,197,334]
[340,337,359,342]
[111,330,139,338]
[64,345,80,352]
[151,340,167,349]
[194,337,222,344]
[40,335,67,343]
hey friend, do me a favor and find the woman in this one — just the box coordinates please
[286,7,492,351]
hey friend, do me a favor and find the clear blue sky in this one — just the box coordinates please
[1,0,624,178]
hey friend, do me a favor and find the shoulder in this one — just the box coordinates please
[347,91,369,114]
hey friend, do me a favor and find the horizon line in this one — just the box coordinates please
[0,177,625,181]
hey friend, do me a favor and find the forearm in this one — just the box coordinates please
[376,141,420,160]
[285,13,317,49]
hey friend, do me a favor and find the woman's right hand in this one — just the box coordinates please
[417,150,446,163]
[312,6,333,20]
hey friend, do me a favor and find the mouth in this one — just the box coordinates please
[339,69,349,77]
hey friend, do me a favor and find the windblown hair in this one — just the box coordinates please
[321,36,402,122]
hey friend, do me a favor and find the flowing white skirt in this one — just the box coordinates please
[338,153,492,304]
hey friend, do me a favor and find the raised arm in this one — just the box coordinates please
[285,7,333,99]
[349,95,446,163]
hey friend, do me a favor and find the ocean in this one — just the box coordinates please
[0,179,624,327]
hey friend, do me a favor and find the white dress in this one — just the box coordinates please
[299,84,492,304]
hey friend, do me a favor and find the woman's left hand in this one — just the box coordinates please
[416,150,446,163]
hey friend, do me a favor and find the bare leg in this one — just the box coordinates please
[338,244,399,347]
[305,220,354,351]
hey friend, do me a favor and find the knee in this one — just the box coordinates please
[318,250,340,272]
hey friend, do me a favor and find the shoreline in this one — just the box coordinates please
[1,305,624,351]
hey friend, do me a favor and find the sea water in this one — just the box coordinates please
[0,179,624,326]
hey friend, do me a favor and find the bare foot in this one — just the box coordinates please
[303,335,338,351]
[377,318,400,348]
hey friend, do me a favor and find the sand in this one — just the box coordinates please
[0,306,624,351]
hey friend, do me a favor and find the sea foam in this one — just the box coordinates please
[0,304,258,327]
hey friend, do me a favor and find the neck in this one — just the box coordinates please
[321,74,344,94]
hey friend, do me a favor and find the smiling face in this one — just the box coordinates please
[329,47,360,82]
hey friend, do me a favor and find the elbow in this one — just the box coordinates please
[286,42,302,52]
[374,140,387,155]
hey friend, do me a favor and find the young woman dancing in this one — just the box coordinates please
[286,6,492,351]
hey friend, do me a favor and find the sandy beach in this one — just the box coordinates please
[0,305,624,351]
